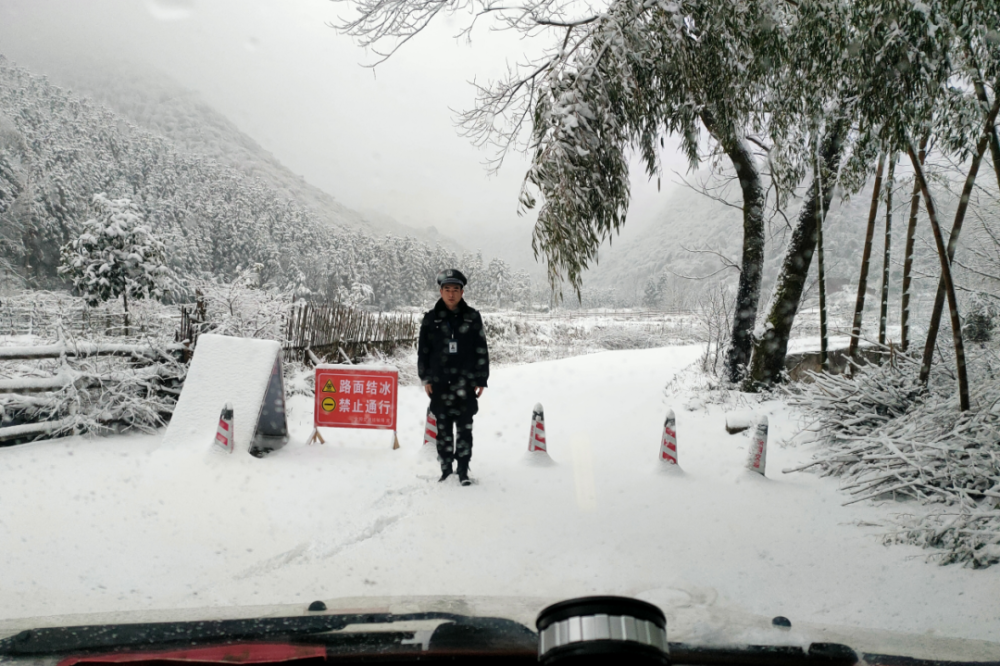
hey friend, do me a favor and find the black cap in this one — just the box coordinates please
[437,268,467,287]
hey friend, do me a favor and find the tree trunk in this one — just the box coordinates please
[973,79,1000,192]
[700,111,765,384]
[744,120,846,389]
[917,94,1000,394]
[908,144,970,412]
[879,154,896,347]
[815,150,829,372]
[848,153,886,359]
[900,137,928,352]
[123,290,130,337]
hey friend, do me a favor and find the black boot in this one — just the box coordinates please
[438,463,453,482]
[456,460,471,486]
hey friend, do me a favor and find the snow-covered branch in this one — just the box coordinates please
[0,341,184,361]
[786,352,1000,567]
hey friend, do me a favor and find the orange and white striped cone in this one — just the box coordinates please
[423,410,438,447]
[214,402,234,454]
[659,409,678,465]
[529,403,547,453]
[746,416,768,475]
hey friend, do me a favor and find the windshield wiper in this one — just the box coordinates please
[0,612,536,656]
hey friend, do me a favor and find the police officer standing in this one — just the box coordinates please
[418,269,490,486]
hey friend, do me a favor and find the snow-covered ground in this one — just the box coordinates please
[2,345,998,658]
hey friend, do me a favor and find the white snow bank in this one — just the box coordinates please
[162,334,279,452]
[785,336,854,354]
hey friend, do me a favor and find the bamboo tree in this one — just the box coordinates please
[848,153,885,359]
[900,137,928,352]
[917,94,1000,394]
[879,154,897,347]
[815,143,829,372]
[968,49,1000,192]
[908,147,970,412]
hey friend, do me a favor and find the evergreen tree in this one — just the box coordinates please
[58,194,169,331]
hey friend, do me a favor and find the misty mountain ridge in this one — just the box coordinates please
[576,159,994,315]
[3,52,462,251]
[1,48,990,315]
[0,55,497,309]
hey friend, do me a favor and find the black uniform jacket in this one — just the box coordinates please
[417,299,490,409]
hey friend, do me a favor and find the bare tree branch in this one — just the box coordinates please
[679,243,741,273]
[667,265,740,280]
[670,169,744,210]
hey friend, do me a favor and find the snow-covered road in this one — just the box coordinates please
[2,345,998,656]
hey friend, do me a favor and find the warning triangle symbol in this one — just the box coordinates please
[322,379,335,393]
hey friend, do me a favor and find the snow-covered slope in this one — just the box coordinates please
[0,56,470,303]
[1,53,461,251]
[2,345,997,653]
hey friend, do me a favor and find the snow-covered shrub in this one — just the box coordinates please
[58,195,172,318]
[184,272,291,342]
[788,352,1000,567]
[695,283,734,377]
[962,292,996,343]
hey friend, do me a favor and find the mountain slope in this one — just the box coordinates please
[579,169,960,314]
[0,55,463,306]
[5,53,461,250]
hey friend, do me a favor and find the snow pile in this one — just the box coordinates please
[787,352,1000,567]
[162,334,280,452]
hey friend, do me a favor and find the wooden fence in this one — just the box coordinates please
[0,293,173,338]
[0,302,129,337]
[284,301,417,362]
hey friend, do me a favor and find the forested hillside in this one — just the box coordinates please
[0,56,527,308]
[7,55,459,248]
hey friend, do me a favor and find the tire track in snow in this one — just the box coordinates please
[233,483,427,580]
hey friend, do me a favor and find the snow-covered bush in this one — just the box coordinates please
[695,283,734,377]
[788,352,1000,568]
[962,292,996,343]
[58,195,171,322]
[183,271,291,342]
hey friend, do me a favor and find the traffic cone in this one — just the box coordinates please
[529,403,547,453]
[746,416,768,475]
[423,410,438,447]
[214,402,234,454]
[660,409,678,465]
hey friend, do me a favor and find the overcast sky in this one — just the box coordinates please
[0,0,688,258]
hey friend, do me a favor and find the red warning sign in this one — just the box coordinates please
[314,364,398,430]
